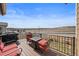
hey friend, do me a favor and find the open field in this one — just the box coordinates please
[7,26,75,39]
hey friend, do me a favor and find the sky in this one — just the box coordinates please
[0,3,76,28]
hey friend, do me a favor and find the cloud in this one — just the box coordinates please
[15,8,25,15]
[35,8,42,11]
[7,8,25,15]
[7,10,17,15]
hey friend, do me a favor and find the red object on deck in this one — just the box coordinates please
[0,43,22,56]
[38,39,48,51]
[0,42,4,50]
[0,48,21,56]
[2,43,17,52]
[39,45,48,51]
[38,39,48,46]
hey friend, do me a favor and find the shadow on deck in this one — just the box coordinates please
[18,39,63,56]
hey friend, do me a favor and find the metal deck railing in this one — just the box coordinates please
[48,34,75,56]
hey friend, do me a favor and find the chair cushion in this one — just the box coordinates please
[39,45,48,51]
[2,43,17,52]
[0,48,20,56]
[0,42,4,50]
[38,39,47,46]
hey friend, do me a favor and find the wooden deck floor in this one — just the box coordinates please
[18,39,63,56]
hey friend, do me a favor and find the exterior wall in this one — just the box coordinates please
[77,3,79,55]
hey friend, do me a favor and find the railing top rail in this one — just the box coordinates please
[48,34,75,37]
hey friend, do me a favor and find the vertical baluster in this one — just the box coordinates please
[59,36,61,52]
[59,36,63,52]
[52,35,53,49]
[55,35,57,49]
[49,35,51,48]
[68,37,72,56]
[65,37,67,54]
[60,36,63,52]
[55,35,56,49]
[66,37,68,54]
[65,37,68,54]
[50,35,53,49]
[70,37,72,55]
[69,37,71,55]
[51,35,53,48]
[53,35,55,49]
[70,37,73,56]
[72,37,75,56]
[57,35,59,51]
[50,35,52,48]
[64,36,66,54]
[66,37,69,55]
[50,35,51,48]
[57,36,59,50]
[56,35,58,50]
[48,35,49,47]
[63,36,65,53]
[61,36,63,53]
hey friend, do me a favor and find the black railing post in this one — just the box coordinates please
[63,36,64,53]
[59,36,60,51]
[64,36,66,54]
[66,37,69,55]
[72,37,75,56]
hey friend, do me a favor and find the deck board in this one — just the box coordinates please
[18,39,40,56]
